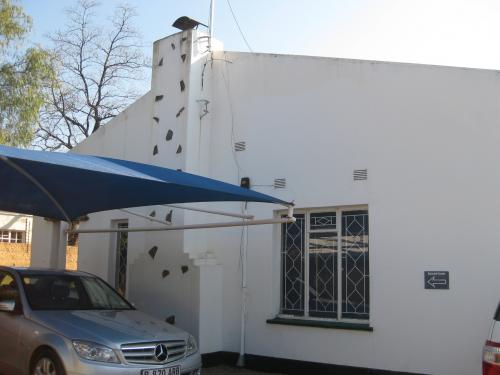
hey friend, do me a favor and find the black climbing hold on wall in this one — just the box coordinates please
[153,145,158,155]
[171,43,175,50]
[181,265,189,274]
[153,117,160,123]
[158,57,163,66]
[176,169,182,172]
[180,80,185,92]
[182,36,187,42]
[155,95,164,102]
[176,107,185,118]
[149,210,156,217]
[148,246,158,259]
[166,129,173,141]
[165,315,175,324]
[176,145,182,154]
[162,270,170,278]
[165,210,173,222]
[181,54,187,62]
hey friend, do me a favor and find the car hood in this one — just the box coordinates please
[30,309,187,348]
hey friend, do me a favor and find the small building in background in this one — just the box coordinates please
[0,211,32,244]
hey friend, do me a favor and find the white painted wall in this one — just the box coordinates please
[37,30,500,375]
[206,52,500,375]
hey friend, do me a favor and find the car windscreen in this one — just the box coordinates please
[21,274,133,311]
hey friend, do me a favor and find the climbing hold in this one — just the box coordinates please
[148,246,158,259]
[180,80,185,92]
[181,265,189,274]
[149,210,156,217]
[158,57,163,66]
[153,145,158,155]
[153,117,160,123]
[176,107,185,118]
[171,43,175,50]
[166,129,173,141]
[155,95,164,102]
[176,145,182,154]
[162,270,170,278]
[181,54,187,62]
[165,210,173,222]
[166,315,175,324]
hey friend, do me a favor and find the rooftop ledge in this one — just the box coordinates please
[266,317,373,332]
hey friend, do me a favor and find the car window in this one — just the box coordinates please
[81,277,130,310]
[0,272,19,303]
[21,274,133,311]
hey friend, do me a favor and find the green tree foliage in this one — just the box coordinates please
[0,0,53,147]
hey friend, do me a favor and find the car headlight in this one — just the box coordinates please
[186,335,198,356]
[73,340,120,363]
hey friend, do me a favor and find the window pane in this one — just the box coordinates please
[0,272,19,303]
[309,232,337,318]
[310,212,336,230]
[342,210,369,319]
[0,231,9,242]
[115,222,128,296]
[281,214,305,316]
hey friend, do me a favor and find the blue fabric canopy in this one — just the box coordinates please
[0,145,290,221]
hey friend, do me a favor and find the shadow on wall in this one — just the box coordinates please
[0,243,78,270]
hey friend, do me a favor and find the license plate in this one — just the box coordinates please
[141,366,181,375]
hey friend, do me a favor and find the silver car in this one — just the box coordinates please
[0,267,202,375]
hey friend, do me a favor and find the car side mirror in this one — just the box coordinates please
[0,300,16,313]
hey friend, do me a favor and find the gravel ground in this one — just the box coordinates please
[203,365,283,375]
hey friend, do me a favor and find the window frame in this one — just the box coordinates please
[278,205,370,324]
[0,230,25,243]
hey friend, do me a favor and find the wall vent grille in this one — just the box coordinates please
[234,141,246,152]
[353,169,368,181]
[274,178,286,189]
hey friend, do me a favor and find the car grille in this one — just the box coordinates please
[121,340,187,364]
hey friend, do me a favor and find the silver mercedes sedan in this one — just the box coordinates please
[0,267,202,375]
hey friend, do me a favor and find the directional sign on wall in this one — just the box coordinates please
[424,271,449,290]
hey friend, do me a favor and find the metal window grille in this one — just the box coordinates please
[115,222,129,296]
[280,208,369,322]
[281,214,305,315]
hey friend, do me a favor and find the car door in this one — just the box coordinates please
[0,271,23,375]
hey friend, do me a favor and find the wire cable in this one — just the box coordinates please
[226,0,253,52]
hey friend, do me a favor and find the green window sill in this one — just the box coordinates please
[266,317,373,332]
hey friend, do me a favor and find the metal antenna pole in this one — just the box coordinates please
[209,0,215,50]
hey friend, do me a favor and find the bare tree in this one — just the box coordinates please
[36,0,148,150]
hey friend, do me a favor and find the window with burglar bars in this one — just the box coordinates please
[281,208,369,321]
[115,221,129,297]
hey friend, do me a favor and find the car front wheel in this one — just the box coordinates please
[31,349,66,375]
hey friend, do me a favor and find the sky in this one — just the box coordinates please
[21,0,500,71]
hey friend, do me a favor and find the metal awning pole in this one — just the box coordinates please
[208,0,215,51]
[70,215,295,234]
[163,204,254,220]
[119,209,172,226]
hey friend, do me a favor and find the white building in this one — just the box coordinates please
[32,29,500,375]
[0,211,32,243]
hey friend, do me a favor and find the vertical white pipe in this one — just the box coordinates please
[236,206,248,367]
[208,0,215,51]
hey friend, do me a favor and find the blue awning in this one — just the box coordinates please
[0,145,290,221]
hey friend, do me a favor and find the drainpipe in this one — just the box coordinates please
[236,204,248,367]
